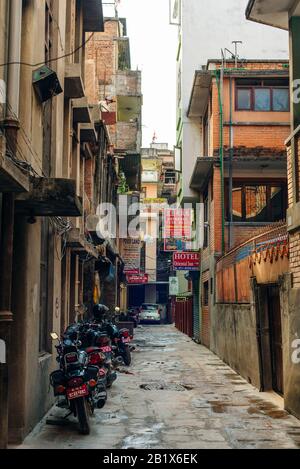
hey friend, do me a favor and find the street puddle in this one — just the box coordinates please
[94,411,129,424]
[247,399,289,419]
[122,423,164,449]
[140,382,193,392]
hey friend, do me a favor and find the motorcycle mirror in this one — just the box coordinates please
[115,307,121,314]
[50,332,59,341]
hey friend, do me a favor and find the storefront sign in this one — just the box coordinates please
[120,238,141,274]
[127,274,149,285]
[169,277,179,296]
[164,208,192,251]
[173,252,200,271]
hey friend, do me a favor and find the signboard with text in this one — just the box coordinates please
[164,208,192,252]
[120,238,141,274]
[173,252,200,271]
[126,274,149,285]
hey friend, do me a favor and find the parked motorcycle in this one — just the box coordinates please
[94,305,132,366]
[73,322,118,389]
[49,332,105,435]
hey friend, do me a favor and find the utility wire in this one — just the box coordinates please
[0,33,95,68]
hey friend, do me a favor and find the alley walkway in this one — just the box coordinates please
[16,325,300,449]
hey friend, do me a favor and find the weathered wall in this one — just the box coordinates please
[211,303,261,388]
[280,274,300,420]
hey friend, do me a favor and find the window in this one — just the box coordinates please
[203,192,209,248]
[39,219,51,353]
[237,89,251,110]
[226,182,286,223]
[254,89,271,111]
[45,0,53,62]
[236,78,289,112]
[203,281,209,307]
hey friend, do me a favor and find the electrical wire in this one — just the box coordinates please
[0,33,95,68]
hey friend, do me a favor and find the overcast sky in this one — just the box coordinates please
[103,0,178,149]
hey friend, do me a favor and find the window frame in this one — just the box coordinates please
[226,180,287,223]
[235,79,290,112]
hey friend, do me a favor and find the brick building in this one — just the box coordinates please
[189,59,290,345]
[245,0,300,424]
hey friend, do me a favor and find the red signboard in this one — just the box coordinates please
[164,209,192,252]
[173,252,200,271]
[126,274,149,285]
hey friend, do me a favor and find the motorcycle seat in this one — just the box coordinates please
[86,346,102,354]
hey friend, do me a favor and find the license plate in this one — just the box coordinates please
[100,346,112,353]
[67,384,88,400]
[122,337,130,343]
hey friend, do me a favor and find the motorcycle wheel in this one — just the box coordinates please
[121,346,132,366]
[75,398,91,435]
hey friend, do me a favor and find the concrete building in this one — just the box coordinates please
[175,0,288,206]
[86,17,143,311]
[172,0,290,301]
[126,144,176,309]
[0,0,121,447]
[245,0,300,424]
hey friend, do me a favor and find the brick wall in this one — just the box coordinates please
[116,122,139,151]
[287,133,300,286]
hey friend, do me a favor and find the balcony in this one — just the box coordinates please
[64,63,85,99]
[66,227,98,259]
[15,177,82,217]
[0,134,29,192]
[72,97,92,124]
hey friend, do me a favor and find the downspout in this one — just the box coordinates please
[229,75,234,249]
[215,70,225,255]
[0,0,22,449]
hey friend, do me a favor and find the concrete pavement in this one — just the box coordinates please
[15,325,300,449]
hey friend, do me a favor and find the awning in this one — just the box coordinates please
[83,0,104,32]
[15,177,82,217]
[246,0,299,30]
[187,71,212,118]
[190,157,217,191]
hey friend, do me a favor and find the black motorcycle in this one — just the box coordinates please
[49,332,105,435]
[74,323,118,388]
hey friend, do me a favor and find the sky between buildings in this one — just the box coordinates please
[103,0,178,149]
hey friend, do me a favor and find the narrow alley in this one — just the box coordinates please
[15,326,300,450]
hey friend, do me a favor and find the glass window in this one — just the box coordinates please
[232,187,243,221]
[270,186,284,221]
[273,88,289,112]
[237,89,251,110]
[245,186,267,221]
[254,89,271,111]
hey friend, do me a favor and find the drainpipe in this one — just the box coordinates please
[0,0,22,449]
[229,75,234,249]
[215,70,225,255]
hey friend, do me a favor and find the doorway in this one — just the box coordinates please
[256,284,284,395]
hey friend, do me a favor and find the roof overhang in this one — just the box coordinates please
[187,71,212,118]
[83,0,104,32]
[190,156,287,191]
[190,157,217,191]
[246,0,300,30]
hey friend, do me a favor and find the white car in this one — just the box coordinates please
[139,304,161,324]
